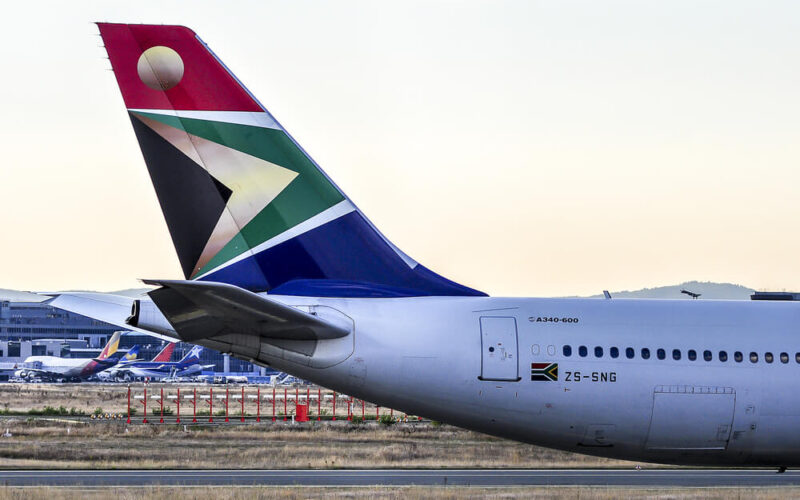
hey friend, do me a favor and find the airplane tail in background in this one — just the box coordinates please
[97,331,122,360]
[151,342,176,363]
[178,345,203,365]
[121,345,140,361]
[97,23,484,298]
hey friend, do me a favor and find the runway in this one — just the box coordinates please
[1,469,799,487]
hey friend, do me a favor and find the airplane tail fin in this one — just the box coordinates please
[97,23,484,298]
[178,345,203,365]
[122,345,140,361]
[151,342,176,363]
[97,331,122,360]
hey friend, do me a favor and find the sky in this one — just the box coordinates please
[1,1,800,297]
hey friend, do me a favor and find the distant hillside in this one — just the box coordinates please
[0,289,48,302]
[107,288,153,298]
[581,281,755,300]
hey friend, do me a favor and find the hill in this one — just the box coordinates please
[581,281,755,300]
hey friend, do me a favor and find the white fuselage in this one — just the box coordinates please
[19,356,95,379]
[226,294,800,467]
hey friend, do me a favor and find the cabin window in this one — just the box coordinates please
[688,349,697,361]
[626,347,634,359]
[703,350,712,362]
[796,352,800,364]
[780,352,789,363]
[562,345,571,357]
[656,348,665,360]
[641,348,650,359]
[532,344,540,355]
[734,351,743,362]
[750,352,758,363]
[579,345,588,357]
[594,346,603,358]
[719,351,728,362]
[610,347,619,358]
[765,352,774,364]
[672,349,681,360]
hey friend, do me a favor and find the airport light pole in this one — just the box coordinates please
[225,387,229,423]
[192,388,197,423]
[208,387,213,423]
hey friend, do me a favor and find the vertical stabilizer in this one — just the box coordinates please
[97,331,122,360]
[97,23,484,298]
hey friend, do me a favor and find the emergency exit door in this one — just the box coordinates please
[479,316,520,381]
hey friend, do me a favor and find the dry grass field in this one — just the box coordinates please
[0,383,418,418]
[0,382,643,470]
[0,384,795,498]
[0,418,633,469]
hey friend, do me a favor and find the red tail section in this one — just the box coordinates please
[151,342,177,363]
[97,23,260,112]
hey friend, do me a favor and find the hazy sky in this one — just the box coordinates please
[1,1,800,297]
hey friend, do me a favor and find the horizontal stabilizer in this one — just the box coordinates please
[139,279,351,342]
[46,293,177,342]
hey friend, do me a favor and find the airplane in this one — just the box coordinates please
[47,22,800,469]
[98,341,172,380]
[15,331,129,382]
[119,344,140,362]
[102,345,212,381]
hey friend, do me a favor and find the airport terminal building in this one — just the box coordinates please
[0,300,264,375]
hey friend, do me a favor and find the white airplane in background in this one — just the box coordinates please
[15,332,129,382]
[48,23,800,469]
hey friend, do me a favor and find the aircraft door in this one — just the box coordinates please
[479,316,520,381]
[645,386,735,450]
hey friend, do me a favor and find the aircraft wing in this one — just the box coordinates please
[138,279,351,342]
[46,293,178,342]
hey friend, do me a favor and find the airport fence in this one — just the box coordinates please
[125,384,421,425]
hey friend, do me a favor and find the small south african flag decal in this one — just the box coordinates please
[531,362,558,381]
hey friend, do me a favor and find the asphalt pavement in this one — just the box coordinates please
[1,469,799,487]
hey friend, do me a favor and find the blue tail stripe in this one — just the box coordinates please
[199,212,485,297]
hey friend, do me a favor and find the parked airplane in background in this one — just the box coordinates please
[121,344,140,362]
[99,341,173,380]
[103,345,211,381]
[49,23,800,469]
[15,332,129,382]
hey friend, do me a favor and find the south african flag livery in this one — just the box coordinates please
[98,23,485,298]
[531,362,558,382]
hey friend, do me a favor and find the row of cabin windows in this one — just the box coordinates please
[561,345,798,364]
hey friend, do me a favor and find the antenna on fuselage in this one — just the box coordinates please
[681,289,701,299]
[603,290,611,299]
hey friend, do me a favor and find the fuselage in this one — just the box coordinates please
[106,361,203,380]
[20,356,112,379]
[246,294,800,467]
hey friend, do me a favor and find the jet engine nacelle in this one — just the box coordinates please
[127,299,176,336]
